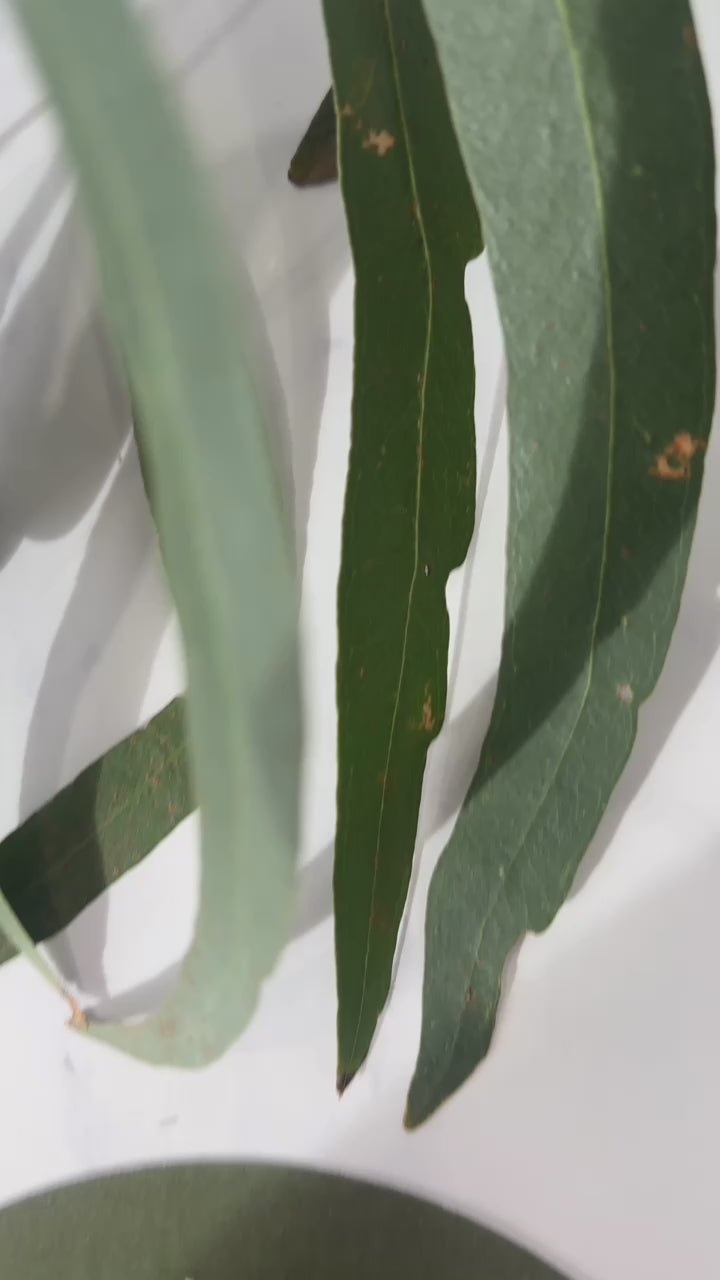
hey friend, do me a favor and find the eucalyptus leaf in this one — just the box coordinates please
[0,700,192,968]
[407,0,715,1125]
[13,0,301,1064]
[322,0,482,1087]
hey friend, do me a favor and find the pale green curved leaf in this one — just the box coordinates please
[12,0,301,1065]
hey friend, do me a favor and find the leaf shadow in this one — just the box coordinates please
[19,447,171,997]
[88,958,183,1023]
[214,132,348,574]
[0,170,161,990]
[0,185,126,570]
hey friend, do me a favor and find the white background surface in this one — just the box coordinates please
[0,1,718,1277]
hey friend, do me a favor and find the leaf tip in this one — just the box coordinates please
[404,1078,432,1131]
[336,1068,356,1096]
[402,1104,418,1132]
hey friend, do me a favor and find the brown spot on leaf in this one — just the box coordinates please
[369,905,393,936]
[362,129,395,157]
[420,688,436,732]
[683,22,697,50]
[650,432,706,481]
[465,987,474,1006]
[67,997,88,1031]
[621,547,631,561]
[341,103,353,117]
[616,683,634,705]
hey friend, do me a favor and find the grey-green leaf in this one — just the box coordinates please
[13,0,301,1064]
[0,700,193,968]
[323,0,482,1088]
[407,0,715,1125]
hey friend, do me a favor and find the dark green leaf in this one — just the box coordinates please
[407,0,715,1126]
[0,700,192,968]
[289,89,338,186]
[13,0,301,1064]
[323,0,482,1088]
[0,1163,568,1279]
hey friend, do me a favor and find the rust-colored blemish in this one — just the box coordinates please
[341,103,353,118]
[616,683,634,706]
[621,547,631,561]
[370,906,392,935]
[168,802,177,817]
[683,22,697,50]
[650,432,706,481]
[420,688,435,732]
[67,996,88,1031]
[362,128,395,157]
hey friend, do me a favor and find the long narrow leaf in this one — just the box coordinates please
[13,0,301,1064]
[0,700,192,968]
[407,0,715,1125]
[322,0,482,1088]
